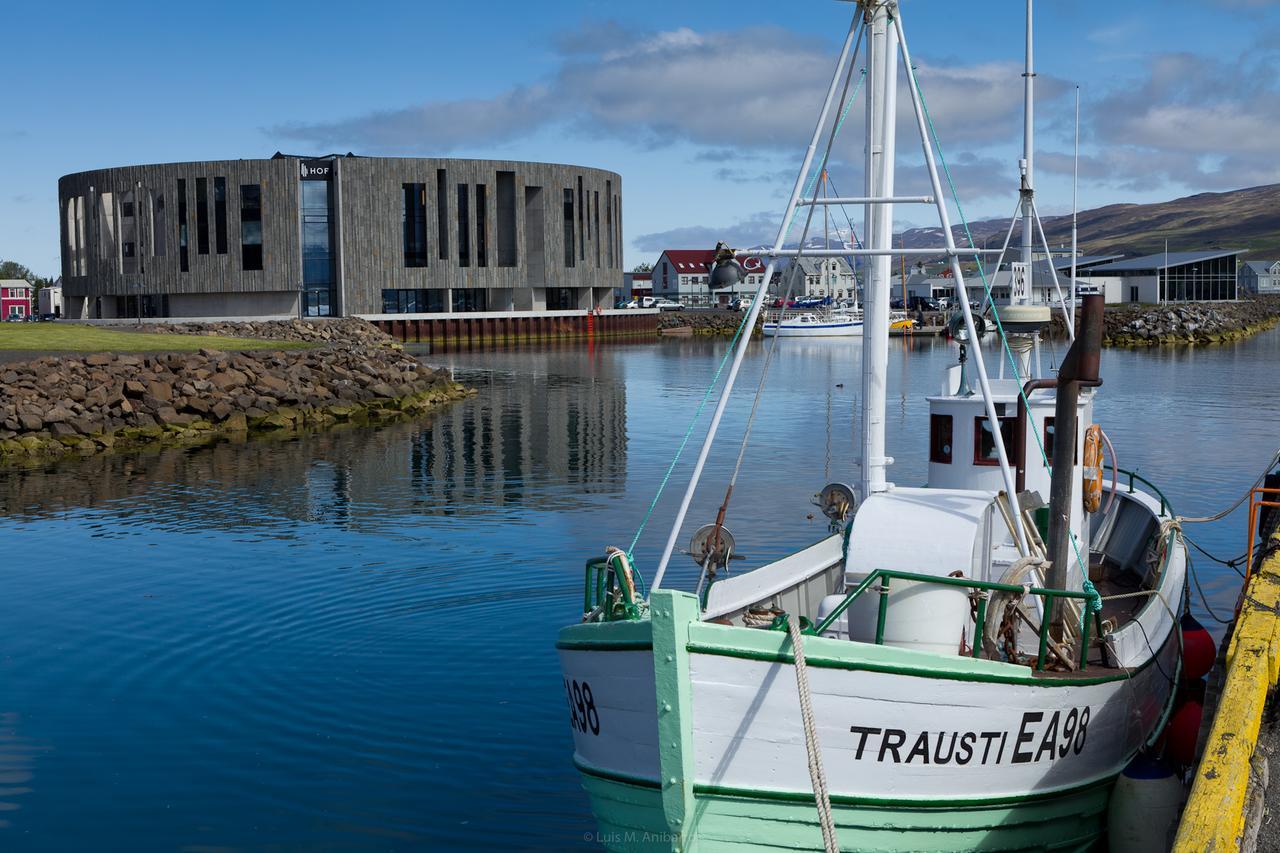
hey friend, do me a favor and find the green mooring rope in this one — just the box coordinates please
[909,66,1101,622]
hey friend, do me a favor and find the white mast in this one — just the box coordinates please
[1070,86,1080,312]
[1019,0,1035,289]
[860,0,899,500]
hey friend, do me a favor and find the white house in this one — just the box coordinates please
[1240,261,1280,295]
[38,279,64,318]
[653,250,767,306]
[785,256,858,299]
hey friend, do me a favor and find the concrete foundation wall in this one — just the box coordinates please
[167,291,299,317]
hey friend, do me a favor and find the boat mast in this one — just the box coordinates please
[1070,86,1080,312]
[860,0,898,500]
[1019,0,1035,288]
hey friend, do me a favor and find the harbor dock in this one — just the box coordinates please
[1175,485,1280,851]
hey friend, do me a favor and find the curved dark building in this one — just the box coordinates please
[58,154,623,319]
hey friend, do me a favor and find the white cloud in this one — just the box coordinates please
[271,21,1069,156]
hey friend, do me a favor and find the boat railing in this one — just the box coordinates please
[808,568,1099,672]
[582,556,641,623]
[1108,464,1173,516]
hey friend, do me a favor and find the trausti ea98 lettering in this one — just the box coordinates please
[849,707,1090,766]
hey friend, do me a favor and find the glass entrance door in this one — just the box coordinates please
[301,178,336,316]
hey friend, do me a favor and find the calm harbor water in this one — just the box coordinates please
[1,329,1277,850]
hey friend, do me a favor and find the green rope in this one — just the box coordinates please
[909,66,1100,621]
[626,314,751,560]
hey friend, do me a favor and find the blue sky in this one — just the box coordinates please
[3,0,1279,277]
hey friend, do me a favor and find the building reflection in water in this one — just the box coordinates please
[0,352,627,530]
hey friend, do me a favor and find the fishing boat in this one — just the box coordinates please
[558,3,1186,850]
[762,310,863,337]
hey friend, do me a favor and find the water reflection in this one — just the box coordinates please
[1,353,627,527]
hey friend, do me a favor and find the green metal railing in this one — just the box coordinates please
[583,556,641,622]
[808,568,1101,671]
[1109,464,1174,517]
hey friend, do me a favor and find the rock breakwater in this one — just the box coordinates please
[1040,297,1280,346]
[658,309,761,336]
[0,320,472,465]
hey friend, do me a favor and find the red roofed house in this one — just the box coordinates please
[1,279,34,320]
[652,250,766,307]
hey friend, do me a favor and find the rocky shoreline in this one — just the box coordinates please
[1042,296,1280,346]
[0,319,472,466]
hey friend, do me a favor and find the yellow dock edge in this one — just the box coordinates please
[1173,528,1280,852]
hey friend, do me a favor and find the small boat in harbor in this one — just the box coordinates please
[762,310,863,337]
[558,2,1187,850]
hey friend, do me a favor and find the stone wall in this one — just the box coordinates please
[657,309,761,336]
[0,320,472,465]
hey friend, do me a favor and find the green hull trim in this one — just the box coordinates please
[577,764,1110,852]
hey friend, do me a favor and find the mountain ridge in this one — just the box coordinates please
[895,183,1280,261]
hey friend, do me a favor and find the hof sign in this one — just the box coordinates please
[299,160,333,180]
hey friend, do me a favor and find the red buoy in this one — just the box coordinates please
[1163,681,1205,768]
[1181,613,1216,682]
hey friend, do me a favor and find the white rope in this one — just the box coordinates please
[787,616,838,853]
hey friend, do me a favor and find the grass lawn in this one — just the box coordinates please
[0,323,312,353]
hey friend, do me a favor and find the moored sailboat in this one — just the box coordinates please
[558,3,1186,850]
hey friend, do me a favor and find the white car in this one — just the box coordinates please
[650,298,683,311]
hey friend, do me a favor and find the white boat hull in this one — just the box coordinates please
[762,320,863,337]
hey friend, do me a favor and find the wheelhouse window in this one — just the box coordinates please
[929,414,953,464]
[1043,417,1078,466]
[973,416,1018,467]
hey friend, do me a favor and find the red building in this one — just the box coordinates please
[1,280,33,320]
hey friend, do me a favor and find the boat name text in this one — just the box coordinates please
[848,706,1090,766]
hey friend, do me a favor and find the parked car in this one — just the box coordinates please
[728,297,751,311]
[890,298,905,309]
[651,298,683,311]
[908,296,940,312]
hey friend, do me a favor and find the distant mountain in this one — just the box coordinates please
[895,184,1280,261]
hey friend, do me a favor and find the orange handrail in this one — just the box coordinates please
[1246,486,1280,579]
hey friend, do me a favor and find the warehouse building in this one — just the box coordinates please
[1074,249,1241,304]
[58,154,623,320]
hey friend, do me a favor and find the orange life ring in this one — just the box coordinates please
[1082,424,1103,513]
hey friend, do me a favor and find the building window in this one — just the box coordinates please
[436,169,449,261]
[973,416,1018,466]
[577,176,585,262]
[547,287,576,310]
[475,183,488,268]
[593,190,601,267]
[496,171,516,268]
[381,288,444,313]
[451,289,487,312]
[152,192,166,257]
[402,183,428,267]
[239,184,262,271]
[195,177,209,255]
[301,179,336,316]
[563,189,575,267]
[605,181,614,268]
[457,184,471,267]
[177,181,189,272]
[213,177,228,254]
[929,414,953,464]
